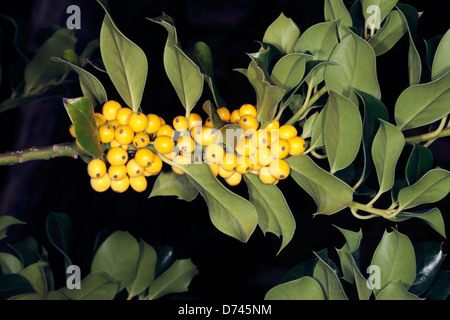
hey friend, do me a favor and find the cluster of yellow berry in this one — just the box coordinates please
[70,101,306,192]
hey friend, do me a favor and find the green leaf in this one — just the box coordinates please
[147,259,198,300]
[184,163,258,242]
[396,4,422,86]
[370,229,416,297]
[148,14,203,116]
[362,0,399,28]
[154,245,174,278]
[367,10,408,56]
[127,240,157,298]
[0,216,25,241]
[397,168,450,211]
[371,120,404,194]
[0,274,35,300]
[0,253,23,274]
[51,57,108,107]
[243,174,296,254]
[91,231,140,291]
[313,253,348,300]
[24,28,76,93]
[97,0,147,111]
[18,262,48,299]
[405,144,433,185]
[262,13,300,54]
[265,277,324,300]
[376,282,422,300]
[409,242,445,296]
[279,258,318,284]
[391,208,446,239]
[423,271,450,300]
[394,71,450,131]
[79,39,100,66]
[323,90,362,174]
[309,109,325,150]
[63,97,103,157]
[149,170,198,202]
[324,31,381,106]
[431,29,450,81]
[300,112,318,139]
[324,0,353,39]
[59,271,119,300]
[271,53,307,92]
[47,291,69,300]
[286,155,354,215]
[9,236,39,268]
[45,212,72,268]
[335,226,362,283]
[335,226,362,254]
[425,35,443,71]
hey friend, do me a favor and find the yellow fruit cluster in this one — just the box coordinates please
[70,101,307,192]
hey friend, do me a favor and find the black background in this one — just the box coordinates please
[0,0,449,300]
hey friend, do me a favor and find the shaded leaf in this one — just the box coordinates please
[362,0,399,28]
[431,28,450,81]
[0,274,35,300]
[59,271,119,300]
[423,271,450,300]
[149,170,198,202]
[0,253,23,274]
[45,212,72,268]
[313,253,348,300]
[126,240,157,297]
[405,144,433,185]
[271,53,307,92]
[18,262,48,299]
[391,208,446,239]
[0,216,25,241]
[368,10,408,56]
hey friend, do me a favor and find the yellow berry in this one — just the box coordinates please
[69,124,76,138]
[90,175,111,192]
[107,119,120,130]
[264,120,280,132]
[156,124,175,138]
[235,137,256,157]
[230,109,241,123]
[127,158,144,177]
[145,114,161,134]
[259,167,276,184]
[154,135,175,154]
[269,159,290,180]
[116,107,133,125]
[98,124,115,143]
[128,112,148,133]
[271,139,290,159]
[133,132,150,149]
[222,153,238,171]
[217,107,231,122]
[102,101,121,121]
[145,155,163,175]
[188,113,203,130]
[204,117,213,128]
[239,104,257,118]
[218,166,235,179]
[110,139,129,150]
[204,144,225,164]
[108,165,127,181]
[106,147,128,166]
[255,147,272,167]
[209,163,219,176]
[173,116,188,131]
[111,176,130,193]
[172,155,191,175]
[158,116,166,125]
[177,136,195,154]
[288,136,307,156]
[87,159,107,179]
[225,171,242,186]
[239,115,258,135]
[130,175,148,192]
[251,129,269,149]
[236,156,253,174]
[192,126,218,146]
[135,148,155,168]
[94,113,107,127]
[279,125,298,140]
[115,125,135,145]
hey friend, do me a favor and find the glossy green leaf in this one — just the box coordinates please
[154,245,174,278]
[203,100,224,130]
[243,174,296,254]
[362,0,399,28]
[59,271,119,300]
[323,90,362,174]
[149,14,203,116]
[368,10,408,56]
[349,0,365,37]
[395,71,450,130]
[97,0,147,111]
[18,262,48,299]
[335,226,362,283]
[405,144,433,185]
[286,155,354,215]
[184,163,258,242]
[370,229,416,297]
[265,277,324,300]
[51,57,107,107]
[397,4,421,86]
[300,112,318,139]
[271,53,307,92]
[24,28,76,94]
[309,109,325,150]
[262,13,300,54]
[397,168,450,211]
[335,226,362,254]
[425,35,444,71]
[324,0,353,39]
[350,253,372,300]
[0,216,25,241]
[149,170,198,202]
[409,242,445,296]
[147,259,198,300]
[0,274,35,300]
[127,240,157,298]
[371,120,404,194]
[391,208,446,239]
[45,212,72,268]
[431,29,450,81]
[63,97,103,157]
[313,253,348,300]
[0,252,23,274]
[423,271,450,300]
[324,31,381,106]
[91,231,140,291]
[376,282,422,300]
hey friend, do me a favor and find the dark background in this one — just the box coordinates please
[0,0,449,300]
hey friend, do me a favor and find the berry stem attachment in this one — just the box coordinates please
[285,84,327,126]
[349,201,395,219]
[0,142,83,166]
